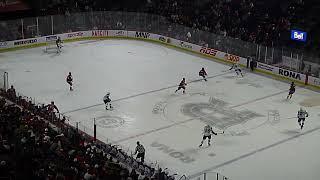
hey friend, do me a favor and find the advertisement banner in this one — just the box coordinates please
[45,35,58,42]
[0,41,8,48]
[257,62,275,72]
[179,41,192,49]
[291,30,307,42]
[135,31,150,39]
[308,76,320,87]
[13,38,37,46]
[115,30,126,37]
[67,32,84,39]
[107,30,127,37]
[92,30,108,37]
[158,36,167,43]
[199,47,218,57]
[224,53,240,63]
[278,67,305,82]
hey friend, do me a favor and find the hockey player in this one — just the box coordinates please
[56,37,63,52]
[134,141,145,163]
[297,107,308,129]
[199,124,217,147]
[45,101,59,113]
[103,92,113,110]
[175,78,187,94]
[229,63,243,77]
[286,82,295,99]
[199,67,208,81]
[66,72,73,91]
[44,101,59,120]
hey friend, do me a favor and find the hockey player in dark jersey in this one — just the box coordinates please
[175,78,187,94]
[199,67,208,81]
[66,72,73,91]
[286,82,295,99]
[103,92,113,110]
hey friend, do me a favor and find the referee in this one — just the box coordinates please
[134,141,145,163]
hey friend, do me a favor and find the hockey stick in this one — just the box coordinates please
[216,131,224,135]
[285,117,297,120]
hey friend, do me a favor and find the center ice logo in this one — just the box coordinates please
[181,98,263,130]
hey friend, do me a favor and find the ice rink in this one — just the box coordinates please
[1,39,320,179]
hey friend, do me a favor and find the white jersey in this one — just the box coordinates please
[297,109,308,119]
[230,64,241,71]
[203,125,213,136]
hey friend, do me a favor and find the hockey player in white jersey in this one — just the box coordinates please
[297,107,308,129]
[103,92,113,110]
[56,37,63,53]
[199,125,217,147]
[229,63,243,77]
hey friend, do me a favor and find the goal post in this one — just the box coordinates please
[0,71,9,91]
[44,35,59,53]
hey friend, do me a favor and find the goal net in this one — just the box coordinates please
[44,36,60,53]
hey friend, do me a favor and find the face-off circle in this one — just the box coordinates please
[95,116,125,128]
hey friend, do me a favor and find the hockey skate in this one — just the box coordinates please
[106,104,113,110]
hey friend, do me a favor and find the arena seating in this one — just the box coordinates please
[0,87,175,180]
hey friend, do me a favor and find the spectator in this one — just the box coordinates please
[7,85,16,100]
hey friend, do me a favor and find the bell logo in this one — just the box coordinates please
[294,32,304,40]
[291,30,307,42]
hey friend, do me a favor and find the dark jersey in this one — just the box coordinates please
[66,75,73,82]
[199,69,207,76]
[290,85,295,91]
[56,39,62,45]
[179,80,186,87]
[289,85,295,93]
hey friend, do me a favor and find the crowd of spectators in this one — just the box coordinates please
[0,86,178,180]
[36,0,308,48]
[1,0,318,63]
[0,0,306,46]
[0,0,317,52]
[145,0,304,47]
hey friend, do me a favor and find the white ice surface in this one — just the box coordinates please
[1,40,320,179]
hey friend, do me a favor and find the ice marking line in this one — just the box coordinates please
[62,71,232,114]
[229,89,288,108]
[187,126,320,179]
[114,89,288,143]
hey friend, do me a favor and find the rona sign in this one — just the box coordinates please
[279,68,301,80]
